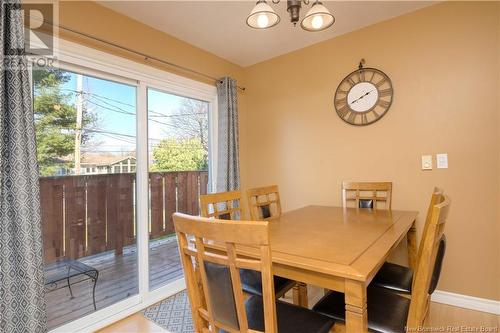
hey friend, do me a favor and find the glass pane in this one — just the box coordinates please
[34,68,138,329]
[147,88,210,290]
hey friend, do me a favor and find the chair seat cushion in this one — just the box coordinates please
[243,295,334,333]
[240,269,295,296]
[372,262,413,294]
[312,287,410,333]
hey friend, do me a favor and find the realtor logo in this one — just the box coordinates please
[4,1,55,56]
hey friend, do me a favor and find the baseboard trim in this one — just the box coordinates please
[431,290,500,315]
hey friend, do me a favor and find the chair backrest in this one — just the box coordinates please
[342,181,392,210]
[173,213,278,333]
[200,191,244,220]
[416,187,445,265]
[407,194,451,328]
[247,185,282,220]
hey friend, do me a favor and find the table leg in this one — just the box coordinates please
[407,221,418,270]
[67,266,74,298]
[92,271,99,311]
[345,280,368,333]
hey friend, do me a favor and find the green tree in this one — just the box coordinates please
[33,69,95,176]
[151,138,207,172]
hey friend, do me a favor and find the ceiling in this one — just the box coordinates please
[98,1,435,67]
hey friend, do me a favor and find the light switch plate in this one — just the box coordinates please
[421,155,433,170]
[436,153,448,169]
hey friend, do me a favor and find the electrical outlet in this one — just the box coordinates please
[421,155,432,170]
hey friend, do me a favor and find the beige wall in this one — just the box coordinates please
[58,1,499,300]
[243,2,500,300]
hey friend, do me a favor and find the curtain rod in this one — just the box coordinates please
[34,20,246,91]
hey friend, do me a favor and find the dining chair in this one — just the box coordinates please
[312,194,451,333]
[200,191,244,220]
[342,181,392,210]
[247,185,282,220]
[246,185,308,306]
[371,187,446,295]
[173,213,335,333]
[200,191,297,301]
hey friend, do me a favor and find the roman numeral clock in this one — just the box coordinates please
[334,60,393,126]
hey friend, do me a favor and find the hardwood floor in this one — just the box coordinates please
[46,236,183,330]
[99,285,499,333]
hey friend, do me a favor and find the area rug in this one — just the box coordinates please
[142,290,194,333]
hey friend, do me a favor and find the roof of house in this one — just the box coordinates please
[81,154,136,167]
[56,153,136,167]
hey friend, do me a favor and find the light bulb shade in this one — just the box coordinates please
[300,2,335,32]
[246,1,280,29]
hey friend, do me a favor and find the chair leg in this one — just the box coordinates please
[293,284,300,305]
[299,283,308,307]
[423,296,431,321]
[292,282,308,307]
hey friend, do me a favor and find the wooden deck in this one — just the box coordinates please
[45,236,183,330]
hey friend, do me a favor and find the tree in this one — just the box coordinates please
[33,69,95,176]
[169,99,209,151]
[151,138,207,172]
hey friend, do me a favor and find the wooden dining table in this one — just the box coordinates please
[212,205,419,333]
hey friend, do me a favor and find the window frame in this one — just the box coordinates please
[28,35,218,333]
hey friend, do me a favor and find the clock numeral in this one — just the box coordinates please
[369,71,376,82]
[347,112,357,123]
[347,77,356,86]
[372,110,379,118]
[337,105,350,118]
[375,77,387,88]
[361,113,368,124]
[335,97,347,106]
[377,99,391,108]
[358,70,365,82]
[337,89,348,95]
[379,88,393,97]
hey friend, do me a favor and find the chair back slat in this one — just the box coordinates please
[407,194,451,328]
[342,181,392,210]
[200,191,244,220]
[247,185,282,220]
[174,213,277,333]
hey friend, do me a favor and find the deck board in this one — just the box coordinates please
[46,236,183,330]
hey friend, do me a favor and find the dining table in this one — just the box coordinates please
[211,205,419,333]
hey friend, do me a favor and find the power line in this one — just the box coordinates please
[85,99,136,116]
[61,88,207,119]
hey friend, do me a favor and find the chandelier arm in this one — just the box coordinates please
[272,0,280,3]
[302,0,310,5]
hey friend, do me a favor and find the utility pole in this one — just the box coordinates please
[74,74,83,175]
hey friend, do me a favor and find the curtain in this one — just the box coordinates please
[216,77,240,192]
[0,1,47,332]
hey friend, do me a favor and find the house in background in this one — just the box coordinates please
[52,154,137,176]
[78,155,137,175]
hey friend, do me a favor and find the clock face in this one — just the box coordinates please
[334,68,393,126]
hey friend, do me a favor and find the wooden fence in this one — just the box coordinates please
[40,171,208,264]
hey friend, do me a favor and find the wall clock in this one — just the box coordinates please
[334,60,393,126]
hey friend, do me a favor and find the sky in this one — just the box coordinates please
[56,70,208,158]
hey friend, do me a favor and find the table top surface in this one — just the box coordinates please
[233,205,418,281]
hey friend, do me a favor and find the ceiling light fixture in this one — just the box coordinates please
[246,0,280,29]
[246,0,335,32]
[301,1,335,31]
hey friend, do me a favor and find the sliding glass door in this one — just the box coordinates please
[30,38,217,332]
[34,67,139,329]
[147,88,210,291]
